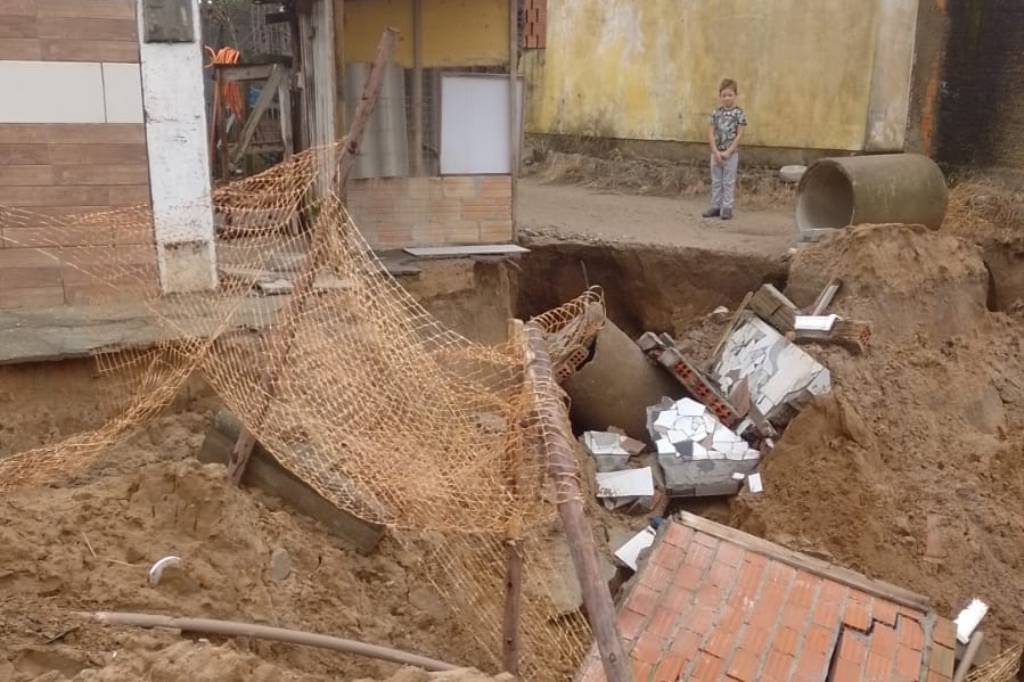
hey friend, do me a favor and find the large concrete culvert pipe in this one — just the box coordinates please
[795,153,949,241]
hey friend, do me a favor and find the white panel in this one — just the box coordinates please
[864,0,919,151]
[102,62,144,123]
[440,74,524,175]
[0,61,106,123]
[136,0,217,293]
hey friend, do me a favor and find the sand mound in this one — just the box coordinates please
[786,224,990,343]
[0,418,483,682]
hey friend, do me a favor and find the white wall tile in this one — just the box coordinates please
[102,62,144,124]
[0,61,106,124]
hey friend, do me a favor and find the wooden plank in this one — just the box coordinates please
[38,16,137,42]
[277,77,294,156]
[748,283,799,332]
[49,143,148,165]
[809,278,841,316]
[403,244,529,257]
[674,511,932,611]
[411,0,423,176]
[502,539,523,675]
[707,289,753,370]
[37,0,137,21]
[41,38,139,62]
[198,410,386,553]
[215,63,277,82]
[230,64,285,165]
[0,37,41,59]
[522,322,633,682]
[0,165,53,186]
[0,144,49,165]
[0,123,146,145]
[53,164,149,186]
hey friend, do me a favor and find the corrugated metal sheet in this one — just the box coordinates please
[344,61,410,180]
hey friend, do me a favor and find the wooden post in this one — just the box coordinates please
[501,539,523,675]
[521,322,634,682]
[411,0,424,176]
[226,27,399,485]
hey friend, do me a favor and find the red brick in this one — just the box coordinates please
[865,651,892,680]
[695,584,723,608]
[650,542,685,570]
[839,632,868,664]
[693,532,718,549]
[750,603,780,630]
[717,606,743,634]
[703,627,739,659]
[662,523,693,548]
[789,572,819,608]
[793,651,828,681]
[733,563,763,598]
[872,599,899,626]
[726,648,760,682]
[927,671,951,682]
[933,618,957,649]
[763,650,793,680]
[773,626,800,657]
[765,561,796,585]
[899,605,925,622]
[739,625,771,652]
[684,605,715,636]
[652,652,686,682]
[832,658,861,682]
[804,625,834,655]
[690,652,724,682]
[742,552,767,569]
[847,588,872,604]
[843,601,872,631]
[684,542,716,570]
[759,580,790,610]
[781,604,809,630]
[648,606,680,640]
[578,662,603,682]
[708,560,738,588]
[716,542,745,567]
[898,614,925,651]
[618,609,647,641]
[819,581,847,603]
[629,586,661,618]
[930,644,956,676]
[896,646,923,679]
[669,629,702,659]
[812,598,842,628]
[630,658,652,682]
[870,622,898,659]
[633,632,666,665]
[673,564,704,589]
[663,586,693,613]
[639,564,675,591]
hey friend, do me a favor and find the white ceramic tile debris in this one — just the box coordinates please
[614,527,657,571]
[595,467,655,498]
[795,314,838,332]
[713,317,831,426]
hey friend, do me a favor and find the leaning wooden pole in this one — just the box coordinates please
[226,27,399,485]
[521,322,634,682]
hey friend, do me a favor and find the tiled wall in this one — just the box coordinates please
[0,0,156,309]
[347,175,513,249]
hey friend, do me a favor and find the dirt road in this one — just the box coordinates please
[517,178,797,256]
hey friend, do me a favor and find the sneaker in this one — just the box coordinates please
[702,207,721,218]
[721,208,733,220]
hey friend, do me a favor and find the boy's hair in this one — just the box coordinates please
[719,78,738,94]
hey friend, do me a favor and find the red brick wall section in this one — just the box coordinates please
[347,175,513,249]
[520,0,546,49]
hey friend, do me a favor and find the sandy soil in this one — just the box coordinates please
[517,178,797,257]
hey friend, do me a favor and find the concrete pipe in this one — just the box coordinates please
[563,320,685,443]
[795,153,948,240]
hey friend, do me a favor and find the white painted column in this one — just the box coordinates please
[864,0,920,152]
[136,0,218,293]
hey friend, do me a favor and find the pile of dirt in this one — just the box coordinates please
[703,224,1024,656]
[786,223,991,343]
[0,413,484,682]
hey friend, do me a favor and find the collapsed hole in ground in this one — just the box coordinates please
[513,239,789,338]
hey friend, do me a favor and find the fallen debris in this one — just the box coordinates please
[646,397,760,498]
[612,526,657,572]
[712,316,832,429]
[954,598,989,645]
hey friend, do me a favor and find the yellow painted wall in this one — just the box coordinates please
[343,0,510,68]
[525,0,897,151]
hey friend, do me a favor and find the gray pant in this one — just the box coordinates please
[710,152,739,210]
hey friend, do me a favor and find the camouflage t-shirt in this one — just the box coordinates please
[710,106,748,151]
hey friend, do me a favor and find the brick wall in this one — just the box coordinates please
[347,175,513,249]
[520,0,547,49]
[934,0,1024,168]
[0,0,157,309]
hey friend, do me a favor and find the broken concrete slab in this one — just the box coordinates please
[646,397,760,498]
[197,410,386,553]
[713,316,831,428]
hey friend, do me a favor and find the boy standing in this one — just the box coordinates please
[703,79,747,221]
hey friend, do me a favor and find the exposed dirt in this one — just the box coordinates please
[691,225,1024,658]
[0,413,489,681]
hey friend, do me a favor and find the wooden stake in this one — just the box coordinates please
[411,0,424,176]
[501,539,523,675]
[226,27,399,485]
[522,322,634,682]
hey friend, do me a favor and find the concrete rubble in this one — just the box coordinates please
[646,397,760,498]
[712,316,832,429]
[580,430,657,510]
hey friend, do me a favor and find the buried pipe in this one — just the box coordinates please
[795,153,948,241]
[77,611,458,672]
